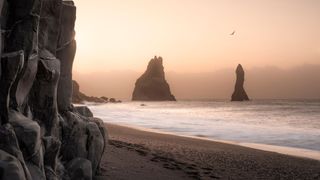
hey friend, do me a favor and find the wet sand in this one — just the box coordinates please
[98,123,320,180]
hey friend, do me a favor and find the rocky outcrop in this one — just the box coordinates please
[72,80,122,103]
[231,64,250,101]
[132,56,176,101]
[72,80,105,104]
[74,106,94,117]
[0,1,107,180]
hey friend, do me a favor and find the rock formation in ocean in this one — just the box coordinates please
[72,80,122,103]
[0,1,107,179]
[132,56,176,101]
[231,64,250,101]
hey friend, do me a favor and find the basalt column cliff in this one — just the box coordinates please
[0,1,107,180]
[231,64,250,101]
[132,56,176,101]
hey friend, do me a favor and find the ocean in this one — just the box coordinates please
[88,100,320,152]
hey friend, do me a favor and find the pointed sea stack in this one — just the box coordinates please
[231,64,250,101]
[132,56,176,101]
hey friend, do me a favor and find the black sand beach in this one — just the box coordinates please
[98,123,320,180]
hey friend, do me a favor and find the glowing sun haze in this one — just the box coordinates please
[73,0,320,73]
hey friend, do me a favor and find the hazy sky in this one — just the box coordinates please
[73,0,320,73]
[74,64,320,99]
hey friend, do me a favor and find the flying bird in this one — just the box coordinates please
[230,31,236,36]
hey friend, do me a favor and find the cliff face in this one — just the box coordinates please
[231,64,250,101]
[132,56,176,101]
[0,1,107,180]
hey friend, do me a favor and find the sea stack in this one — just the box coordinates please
[231,64,250,101]
[132,56,176,101]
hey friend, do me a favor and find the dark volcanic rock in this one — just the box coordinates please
[71,80,106,104]
[74,106,94,117]
[0,51,24,124]
[71,80,83,103]
[109,98,116,103]
[0,1,107,179]
[57,1,77,112]
[132,56,176,101]
[0,149,30,180]
[100,96,109,102]
[66,158,92,180]
[5,0,42,113]
[72,80,122,104]
[109,98,121,103]
[0,124,31,179]
[231,64,250,101]
[59,111,105,175]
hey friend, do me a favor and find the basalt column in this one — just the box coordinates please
[1,0,44,179]
[57,1,77,112]
[0,0,108,179]
[30,0,62,137]
[56,1,107,177]
[4,0,42,113]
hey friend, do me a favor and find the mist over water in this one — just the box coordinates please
[89,100,320,151]
[74,64,320,100]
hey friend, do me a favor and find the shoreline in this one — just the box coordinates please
[101,122,320,179]
[106,122,320,161]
